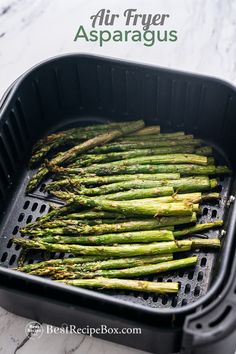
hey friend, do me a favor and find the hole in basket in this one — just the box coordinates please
[12,226,19,235]
[28,259,34,264]
[203,207,208,216]
[211,209,217,218]
[188,270,194,280]
[209,306,232,327]
[9,254,16,265]
[23,200,30,210]
[200,257,207,267]
[178,270,185,278]
[181,299,187,306]
[40,204,46,213]
[15,244,21,251]
[162,295,168,305]
[171,297,178,307]
[197,271,203,281]
[1,252,8,262]
[196,323,202,329]
[18,213,25,222]
[39,184,46,192]
[184,284,191,294]
[31,202,38,212]
[194,285,201,297]
[7,239,13,248]
[26,215,33,224]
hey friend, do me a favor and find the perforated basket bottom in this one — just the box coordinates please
[0,150,231,309]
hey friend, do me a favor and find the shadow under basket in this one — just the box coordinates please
[0,54,236,354]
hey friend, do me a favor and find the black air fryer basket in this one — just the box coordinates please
[0,54,235,354]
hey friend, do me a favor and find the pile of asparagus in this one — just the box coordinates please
[13,120,230,295]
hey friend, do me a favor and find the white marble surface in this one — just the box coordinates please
[0,0,236,353]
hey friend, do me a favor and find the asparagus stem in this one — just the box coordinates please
[174,221,223,238]
[13,238,220,256]
[27,120,145,192]
[36,230,175,244]
[56,278,179,294]
[29,254,173,276]
[52,256,198,280]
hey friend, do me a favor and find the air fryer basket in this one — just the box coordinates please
[0,54,235,354]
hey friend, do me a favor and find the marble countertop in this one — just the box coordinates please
[0,0,236,353]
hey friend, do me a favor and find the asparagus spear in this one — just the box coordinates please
[29,254,173,276]
[23,214,197,233]
[62,164,230,176]
[71,146,200,167]
[65,196,196,217]
[105,191,220,202]
[18,254,173,273]
[13,238,221,256]
[27,120,145,192]
[52,256,198,280]
[24,218,176,237]
[174,220,223,238]
[83,155,209,174]
[46,173,181,191]
[51,186,176,201]
[89,139,203,154]
[49,177,215,197]
[35,230,175,244]
[56,278,179,294]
